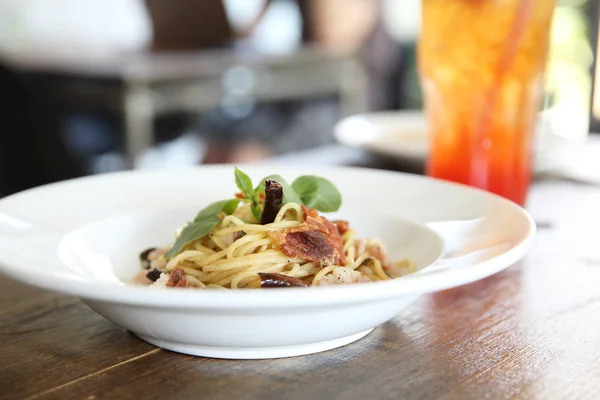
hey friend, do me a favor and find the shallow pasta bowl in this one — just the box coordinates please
[0,165,535,359]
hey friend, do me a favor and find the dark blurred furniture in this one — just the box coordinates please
[2,47,366,169]
[145,0,234,50]
[0,63,82,195]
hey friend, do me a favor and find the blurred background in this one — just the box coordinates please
[0,0,597,196]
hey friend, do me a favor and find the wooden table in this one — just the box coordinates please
[2,177,600,399]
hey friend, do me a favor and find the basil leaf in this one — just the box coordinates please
[165,215,221,258]
[194,200,232,221]
[250,204,262,222]
[166,199,241,259]
[292,176,342,212]
[234,167,255,201]
[256,174,303,205]
[222,198,242,215]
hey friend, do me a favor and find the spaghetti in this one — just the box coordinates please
[138,169,415,289]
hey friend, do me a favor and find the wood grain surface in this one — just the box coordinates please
[2,180,600,400]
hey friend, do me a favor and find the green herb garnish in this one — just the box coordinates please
[194,199,241,221]
[291,175,342,212]
[234,167,261,221]
[164,199,241,259]
[165,168,342,259]
[234,167,255,201]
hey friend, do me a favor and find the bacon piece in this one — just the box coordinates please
[333,220,349,236]
[166,267,189,288]
[258,273,308,288]
[267,206,346,266]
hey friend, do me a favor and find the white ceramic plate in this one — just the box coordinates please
[334,111,565,173]
[0,165,535,359]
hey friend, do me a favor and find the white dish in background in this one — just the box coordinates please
[0,165,535,359]
[334,111,566,173]
[334,111,429,162]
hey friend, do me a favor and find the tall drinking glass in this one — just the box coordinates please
[418,0,556,206]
